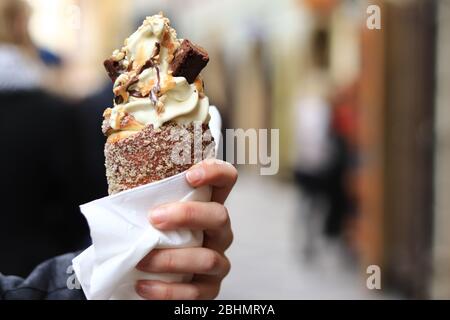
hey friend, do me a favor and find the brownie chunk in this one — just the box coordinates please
[170,39,209,83]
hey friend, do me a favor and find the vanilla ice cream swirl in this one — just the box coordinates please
[105,14,210,130]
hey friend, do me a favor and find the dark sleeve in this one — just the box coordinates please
[34,96,90,253]
[0,253,85,300]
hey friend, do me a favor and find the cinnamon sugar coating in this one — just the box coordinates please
[105,122,214,194]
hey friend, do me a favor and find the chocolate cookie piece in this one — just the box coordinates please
[170,39,209,84]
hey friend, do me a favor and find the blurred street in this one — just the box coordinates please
[219,170,380,299]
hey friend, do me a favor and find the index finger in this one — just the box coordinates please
[186,159,238,204]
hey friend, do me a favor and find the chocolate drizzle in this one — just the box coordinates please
[128,76,139,88]
[153,42,161,60]
[128,49,161,101]
[129,90,144,98]
[127,60,134,72]
[138,42,160,75]
[140,59,154,74]
[149,66,161,106]
[110,42,164,106]
[114,95,124,104]
[149,43,162,107]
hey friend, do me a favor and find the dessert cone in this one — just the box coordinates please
[101,14,213,194]
[105,122,214,195]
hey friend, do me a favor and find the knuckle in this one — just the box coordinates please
[198,159,214,173]
[203,251,221,274]
[189,286,201,300]
[229,166,238,185]
[209,284,221,299]
[138,250,157,271]
[221,227,234,252]
[161,285,173,300]
[203,158,217,166]
[179,203,196,224]
[204,158,228,172]
[223,256,231,277]
[162,251,176,271]
[216,206,230,228]
[227,230,234,248]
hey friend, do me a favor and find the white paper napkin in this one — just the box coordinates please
[72,106,222,300]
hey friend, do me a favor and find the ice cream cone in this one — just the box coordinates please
[101,13,213,194]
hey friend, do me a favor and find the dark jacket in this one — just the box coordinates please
[0,90,89,276]
[0,252,85,300]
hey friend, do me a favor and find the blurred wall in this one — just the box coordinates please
[432,0,450,299]
[358,0,437,298]
[382,0,436,298]
[357,0,386,278]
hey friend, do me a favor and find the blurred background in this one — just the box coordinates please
[0,0,448,299]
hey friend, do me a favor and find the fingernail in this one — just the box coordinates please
[136,282,160,298]
[149,207,168,224]
[186,167,205,184]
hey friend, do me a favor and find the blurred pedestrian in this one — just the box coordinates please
[0,0,89,276]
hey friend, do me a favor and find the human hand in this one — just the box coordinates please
[135,159,238,299]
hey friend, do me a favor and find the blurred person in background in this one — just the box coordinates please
[293,27,353,258]
[0,0,89,277]
[329,80,359,249]
[293,28,333,258]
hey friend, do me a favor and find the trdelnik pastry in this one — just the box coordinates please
[102,13,214,194]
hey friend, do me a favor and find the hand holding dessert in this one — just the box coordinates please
[135,160,238,299]
[94,13,237,300]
